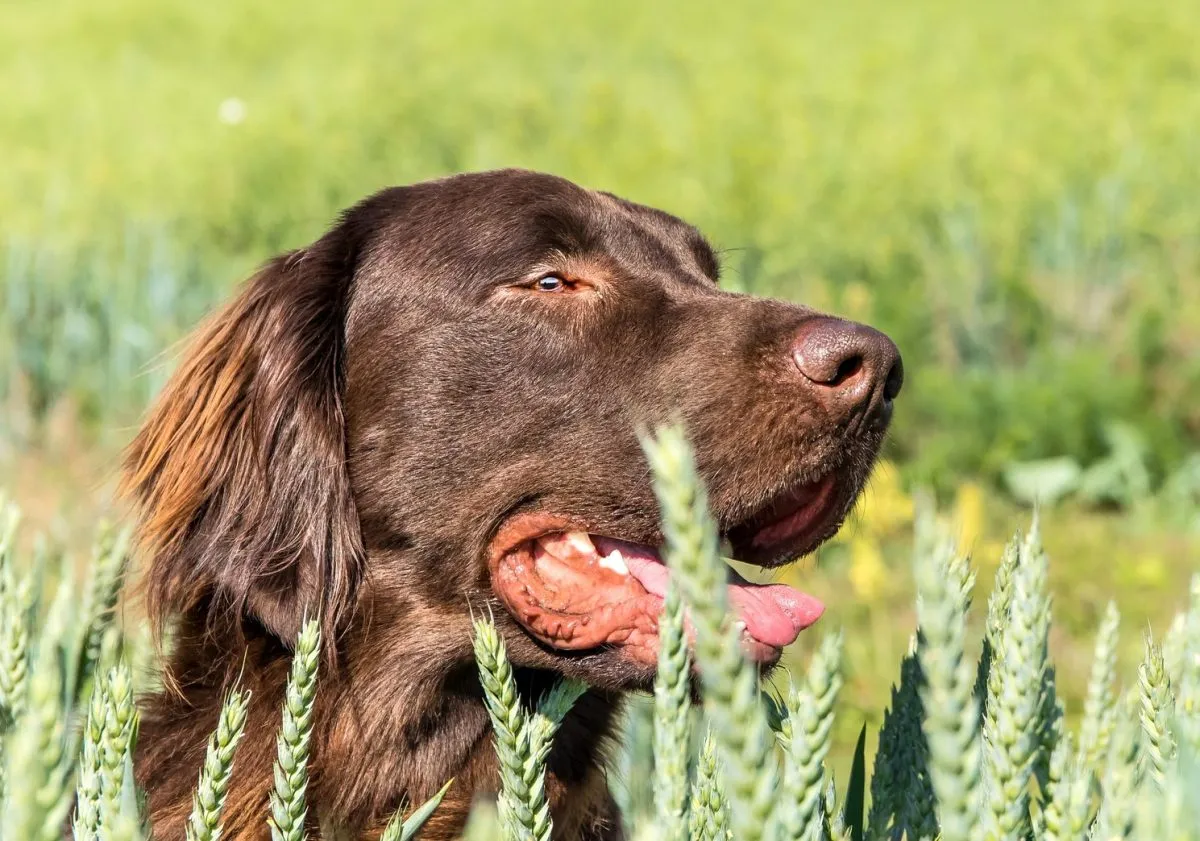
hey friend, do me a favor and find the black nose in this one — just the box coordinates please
[791,317,903,428]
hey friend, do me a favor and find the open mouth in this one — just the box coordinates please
[488,475,841,667]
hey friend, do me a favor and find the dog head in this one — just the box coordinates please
[124,169,902,691]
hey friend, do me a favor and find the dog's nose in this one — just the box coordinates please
[791,317,903,428]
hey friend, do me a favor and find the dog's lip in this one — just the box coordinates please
[725,473,843,565]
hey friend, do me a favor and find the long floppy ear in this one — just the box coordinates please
[122,230,364,650]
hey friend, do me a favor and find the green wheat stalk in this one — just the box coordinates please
[186,689,251,841]
[979,521,1051,841]
[80,523,132,690]
[642,425,780,841]
[268,619,321,841]
[652,582,692,841]
[1136,629,1176,787]
[776,631,843,841]
[1,576,77,841]
[913,522,980,841]
[473,618,584,841]
[1077,601,1121,773]
[462,799,502,841]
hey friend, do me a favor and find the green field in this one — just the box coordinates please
[2,0,1199,774]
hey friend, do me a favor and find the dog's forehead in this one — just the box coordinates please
[356,169,719,288]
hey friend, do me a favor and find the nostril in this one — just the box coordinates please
[828,355,864,387]
[883,358,904,402]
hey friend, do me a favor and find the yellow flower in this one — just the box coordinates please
[848,536,888,602]
[952,481,985,553]
[853,460,913,540]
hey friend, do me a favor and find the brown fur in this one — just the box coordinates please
[123,169,901,840]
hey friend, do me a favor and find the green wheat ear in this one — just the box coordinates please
[186,689,251,841]
[80,522,133,690]
[1092,712,1141,839]
[1039,730,1093,841]
[73,665,112,841]
[1136,629,1176,786]
[652,582,692,841]
[1077,600,1121,773]
[2,575,78,841]
[913,519,980,841]
[776,630,843,841]
[1173,575,1200,754]
[980,522,1051,841]
[472,618,531,840]
[473,617,585,841]
[0,500,30,802]
[642,424,778,841]
[99,663,139,814]
[688,729,730,841]
[268,619,321,841]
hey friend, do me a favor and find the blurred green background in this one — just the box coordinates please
[2,0,1198,770]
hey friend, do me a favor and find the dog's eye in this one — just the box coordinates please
[535,275,568,292]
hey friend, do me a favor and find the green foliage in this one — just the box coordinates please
[611,426,1200,841]
[4,429,1200,839]
[4,0,1200,499]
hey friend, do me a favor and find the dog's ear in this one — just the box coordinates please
[122,228,364,650]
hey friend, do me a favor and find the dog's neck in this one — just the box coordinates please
[137,618,624,840]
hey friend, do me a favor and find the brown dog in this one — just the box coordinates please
[122,169,902,840]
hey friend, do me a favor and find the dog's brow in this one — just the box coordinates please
[533,208,605,256]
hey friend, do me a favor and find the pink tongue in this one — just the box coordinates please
[593,537,825,649]
[727,583,825,647]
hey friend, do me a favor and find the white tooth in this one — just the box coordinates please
[734,620,748,634]
[562,531,596,556]
[598,550,629,576]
